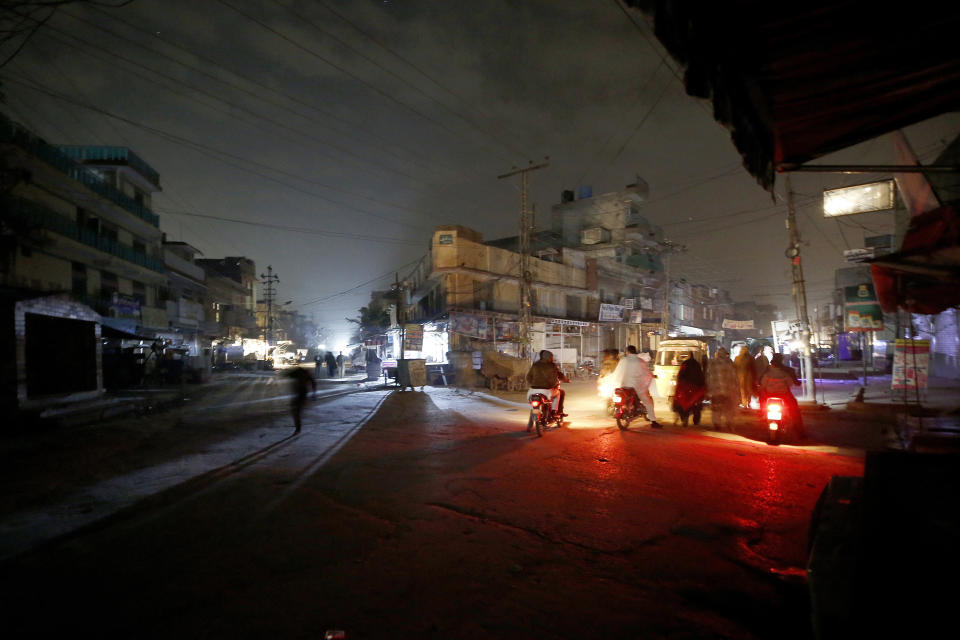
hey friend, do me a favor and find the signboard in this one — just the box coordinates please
[844,283,884,331]
[722,319,754,330]
[824,180,895,217]
[397,358,426,389]
[892,339,930,391]
[639,297,654,310]
[843,248,875,263]
[628,310,643,324]
[619,298,635,309]
[472,351,482,370]
[449,312,481,337]
[403,324,423,351]
[599,303,625,322]
[109,293,141,319]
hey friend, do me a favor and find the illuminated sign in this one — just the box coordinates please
[823,180,896,217]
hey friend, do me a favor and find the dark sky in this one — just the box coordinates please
[4,0,958,348]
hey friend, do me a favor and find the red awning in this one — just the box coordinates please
[627,1,960,190]
[869,203,960,314]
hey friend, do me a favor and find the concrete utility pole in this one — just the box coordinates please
[260,265,279,346]
[658,240,685,340]
[498,158,549,358]
[784,175,816,402]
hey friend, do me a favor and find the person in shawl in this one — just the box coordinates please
[733,345,756,408]
[672,352,706,426]
[706,347,739,431]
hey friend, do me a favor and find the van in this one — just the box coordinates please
[653,338,709,399]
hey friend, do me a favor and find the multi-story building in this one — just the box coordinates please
[196,256,258,339]
[1,115,168,334]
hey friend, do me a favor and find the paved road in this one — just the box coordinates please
[1,381,862,639]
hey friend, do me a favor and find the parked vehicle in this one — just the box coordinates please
[653,338,709,399]
[526,390,563,436]
[611,386,648,430]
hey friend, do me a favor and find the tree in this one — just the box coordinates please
[346,303,390,345]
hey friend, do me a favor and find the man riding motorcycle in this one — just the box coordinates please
[610,345,661,428]
[758,353,807,439]
[526,350,569,418]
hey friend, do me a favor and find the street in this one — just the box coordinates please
[1,376,864,639]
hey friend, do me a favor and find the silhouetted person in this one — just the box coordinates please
[336,352,344,378]
[324,351,336,377]
[284,365,316,434]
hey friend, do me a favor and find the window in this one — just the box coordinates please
[77,208,99,235]
[132,280,146,305]
[71,262,87,296]
[100,224,118,244]
[133,240,146,254]
[101,271,118,299]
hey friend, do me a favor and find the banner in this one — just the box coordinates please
[449,312,481,337]
[892,339,930,391]
[722,319,754,330]
[402,324,423,351]
[844,283,883,331]
[599,303,625,322]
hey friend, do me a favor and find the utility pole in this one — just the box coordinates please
[658,240,685,342]
[260,265,279,347]
[784,175,816,402]
[498,158,549,358]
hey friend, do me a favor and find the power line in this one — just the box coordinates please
[269,0,530,160]
[215,0,516,164]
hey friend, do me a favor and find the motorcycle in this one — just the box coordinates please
[612,387,648,430]
[764,396,786,445]
[527,389,564,437]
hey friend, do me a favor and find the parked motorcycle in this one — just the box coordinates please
[612,387,648,430]
[527,390,564,436]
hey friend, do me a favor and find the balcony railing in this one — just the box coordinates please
[57,145,161,189]
[0,116,160,227]
[5,196,165,273]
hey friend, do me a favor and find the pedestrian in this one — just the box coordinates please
[336,352,345,378]
[284,365,316,434]
[706,347,739,431]
[610,345,661,427]
[324,351,337,377]
[314,352,323,378]
[733,344,755,408]
[672,352,706,426]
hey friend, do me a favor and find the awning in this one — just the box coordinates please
[627,1,960,190]
[869,203,960,314]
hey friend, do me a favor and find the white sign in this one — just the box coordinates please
[628,310,643,324]
[843,248,876,263]
[599,303,625,322]
[619,298,635,309]
[639,297,654,310]
[824,180,895,217]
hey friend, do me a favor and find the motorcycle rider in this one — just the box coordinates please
[610,345,661,428]
[526,350,569,417]
[758,353,807,439]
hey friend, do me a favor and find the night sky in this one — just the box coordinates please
[4,0,958,347]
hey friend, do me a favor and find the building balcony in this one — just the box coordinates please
[1,116,160,227]
[5,196,165,273]
[57,145,160,189]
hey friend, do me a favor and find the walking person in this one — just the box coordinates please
[324,351,336,377]
[706,347,739,431]
[733,345,755,408]
[284,365,316,434]
[336,352,345,378]
[673,352,706,426]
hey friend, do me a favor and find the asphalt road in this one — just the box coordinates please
[1,379,863,639]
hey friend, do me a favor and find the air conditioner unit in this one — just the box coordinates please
[580,227,609,245]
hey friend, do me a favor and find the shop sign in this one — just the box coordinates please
[450,311,481,337]
[844,283,883,331]
[722,319,754,330]
[639,297,654,310]
[403,324,423,351]
[620,298,635,309]
[628,310,643,324]
[599,303,625,322]
[109,293,141,319]
[892,339,930,391]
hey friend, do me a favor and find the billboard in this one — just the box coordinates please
[844,283,883,331]
[892,339,929,391]
[599,303,625,322]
